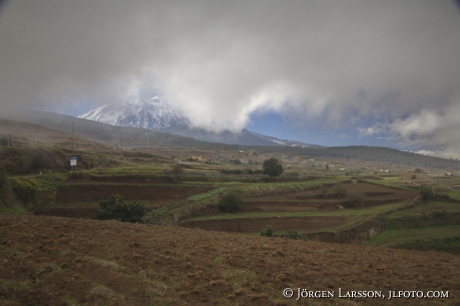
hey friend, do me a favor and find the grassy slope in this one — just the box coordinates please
[446,190,460,201]
[186,201,410,221]
[388,201,460,218]
[364,199,460,253]
[178,179,419,237]
[365,225,460,247]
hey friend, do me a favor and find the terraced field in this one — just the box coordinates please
[365,200,460,253]
[181,182,419,242]
[33,179,215,219]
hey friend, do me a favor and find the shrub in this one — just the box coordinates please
[432,210,448,219]
[0,165,17,208]
[0,136,9,147]
[411,174,417,179]
[320,189,329,199]
[283,172,299,177]
[347,193,364,208]
[335,184,348,198]
[171,163,184,176]
[221,169,243,175]
[280,231,307,241]
[420,187,434,201]
[218,192,243,213]
[260,226,273,237]
[10,178,36,205]
[96,194,146,223]
[262,157,283,178]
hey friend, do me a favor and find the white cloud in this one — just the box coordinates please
[1,0,460,156]
[359,101,460,158]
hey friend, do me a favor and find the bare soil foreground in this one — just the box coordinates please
[1,215,460,306]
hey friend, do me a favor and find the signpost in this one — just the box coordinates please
[70,156,77,171]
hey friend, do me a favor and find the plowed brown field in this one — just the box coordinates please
[182,216,352,233]
[55,184,213,203]
[1,215,459,306]
[244,183,417,207]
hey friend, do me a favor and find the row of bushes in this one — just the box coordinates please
[0,147,68,173]
[9,178,37,205]
[260,226,307,240]
[95,194,146,223]
[221,169,264,175]
[0,166,17,209]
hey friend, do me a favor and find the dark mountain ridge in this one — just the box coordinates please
[2,109,459,170]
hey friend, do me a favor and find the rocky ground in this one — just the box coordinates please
[1,215,459,305]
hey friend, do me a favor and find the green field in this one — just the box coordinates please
[388,201,460,218]
[365,225,460,246]
[186,201,411,221]
[364,226,460,254]
[364,199,460,254]
[445,190,460,201]
[2,117,460,254]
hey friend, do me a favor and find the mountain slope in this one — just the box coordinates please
[249,131,318,147]
[2,109,459,169]
[3,109,217,148]
[77,97,320,147]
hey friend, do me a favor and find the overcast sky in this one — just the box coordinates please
[1,1,460,158]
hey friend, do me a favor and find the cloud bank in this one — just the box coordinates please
[1,1,460,157]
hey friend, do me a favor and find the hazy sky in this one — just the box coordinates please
[1,1,460,158]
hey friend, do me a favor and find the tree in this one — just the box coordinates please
[420,187,434,201]
[262,157,283,177]
[218,192,243,213]
[96,194,146,223]
[171,163,184,176]
[335,184,348,198]
[347,193,364,208]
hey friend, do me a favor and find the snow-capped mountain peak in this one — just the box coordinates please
[77,97,188,130]
[77,97,322,147]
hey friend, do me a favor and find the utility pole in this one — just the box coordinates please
[121,137,122,149]
[6,121,10,147]
[71,122,74,152]
[150,137,152,149]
